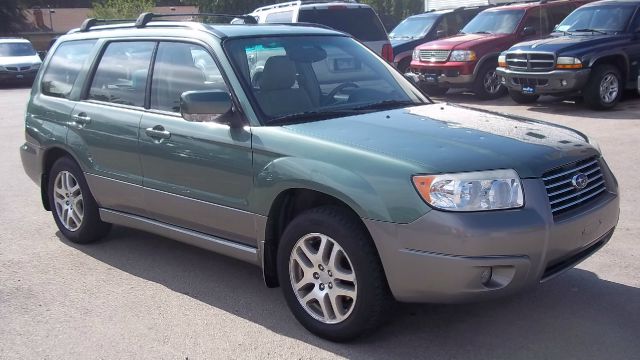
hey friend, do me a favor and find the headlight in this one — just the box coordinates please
[412,169,524,211]
[498,54,507,68]
[449,50,476,62]
[556,57,582,69]
[412,49,420,61]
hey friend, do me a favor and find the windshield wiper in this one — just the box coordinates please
[571,28,607,35]
[353,100,418,111]
[268,110,362,125]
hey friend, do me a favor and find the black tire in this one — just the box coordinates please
[508,90,540,104]
[48,157,111,244]
[277,206,392,342]
[397,57,412,74]
[473,62,506,100]
[420,84,449,96]
[583,64,622,110]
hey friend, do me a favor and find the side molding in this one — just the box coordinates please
[99,209,260,266]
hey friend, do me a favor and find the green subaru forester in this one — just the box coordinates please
[20,13,620,341]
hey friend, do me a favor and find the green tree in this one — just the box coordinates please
[90,0,155,19]
[0,0,27,34]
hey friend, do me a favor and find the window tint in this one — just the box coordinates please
[547,5,574,30]
[265,10,293,23]
[557,5,637,32]
[41,40,96,98]
[389,15,438,39]
[298,8,387,41]
[88,42,154,107]
[151,42,228,113]
[522,10,547,36]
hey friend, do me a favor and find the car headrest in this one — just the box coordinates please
[259,56,296,91]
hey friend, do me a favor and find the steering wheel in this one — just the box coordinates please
[326,82,359,102]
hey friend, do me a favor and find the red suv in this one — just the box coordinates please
[410,0,587,99]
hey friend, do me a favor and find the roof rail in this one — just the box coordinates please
[253,0,358,13]
[79,18,136,32]
[135,12,257,27]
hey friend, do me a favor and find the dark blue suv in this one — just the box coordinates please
[497,0,640,110]
[390,6,490,73]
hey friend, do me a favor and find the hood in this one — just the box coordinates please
[418,33,511,51]
[282,103,597,178]
[391,37,428,54]
[0,55,41,67]
[509,34,621,54]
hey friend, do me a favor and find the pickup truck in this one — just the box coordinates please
[497,0,640,110]
[409,0,586,99]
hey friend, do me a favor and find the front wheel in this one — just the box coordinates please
[473,63,506,100]
[508,90,540,104]
[277,206,391,342]
[583,64,622,110]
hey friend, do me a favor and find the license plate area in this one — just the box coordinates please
[424,73,438,84]
[522,85,536,94]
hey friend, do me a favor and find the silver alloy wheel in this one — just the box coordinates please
[289,233,357,324]
[599,73,619,104]
[483,69,502,94]
[53,171,84,231]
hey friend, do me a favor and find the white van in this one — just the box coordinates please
[248,1,393,62]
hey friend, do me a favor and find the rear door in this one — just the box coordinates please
[69,40,156,215]
[138,41,255,245]
[297,6,389,55]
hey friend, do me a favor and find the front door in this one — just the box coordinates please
[139,41,255,245]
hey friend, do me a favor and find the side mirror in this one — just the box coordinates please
[436,30,446,38]
[522,26,536,37]
[180,90,234,124]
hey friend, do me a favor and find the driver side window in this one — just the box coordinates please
[150,42,228,113]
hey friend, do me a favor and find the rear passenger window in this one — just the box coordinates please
[150,42,228,113]
[41,40,96,98]
[265,11,293,23]
[88,41,155,107]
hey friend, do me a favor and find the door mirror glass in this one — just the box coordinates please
[522,26,536,37]
[180,90,232,122]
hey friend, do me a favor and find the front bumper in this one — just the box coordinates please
[365,163,619,303]
[0,70,38,83]
[496,67,591,94]
[409,61,476,87]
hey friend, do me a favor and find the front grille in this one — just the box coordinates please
[419,50,450,62]
[512,78,549,86]
[543,157,607,216]
[506,52,555,71]
[19,65,31,71]
[6,66,18,71]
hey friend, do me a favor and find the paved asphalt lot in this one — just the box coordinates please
[1,85,639,359]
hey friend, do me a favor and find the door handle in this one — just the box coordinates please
[71,113,91,125]
[145,126,171,140]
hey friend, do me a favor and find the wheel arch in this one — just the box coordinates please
[472,52,501,80]
[588,53,630,85]
[261,188,381,288]
[40,145,83,211]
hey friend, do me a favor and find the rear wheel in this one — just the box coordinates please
[473,62,506,100]
[48,157,111,243]
[508,90,540,104]
[584,64,622,110]
[277,206,391,342]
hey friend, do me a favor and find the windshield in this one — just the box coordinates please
[298,8,387,41]
[461,10,525,34]
[390,15,438,39]
[0,42,37,57]
[556,5,636,33]
[224,36,426,125]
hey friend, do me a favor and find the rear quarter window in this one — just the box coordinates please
[40,40,97,99]
[298,7,387,41]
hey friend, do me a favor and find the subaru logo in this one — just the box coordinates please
[571,173,589,190]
